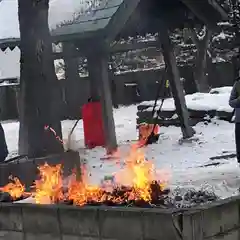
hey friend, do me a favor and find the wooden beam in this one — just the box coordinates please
[87,56,101,101]
[53,49,83,59]
[53,40,160,59]
[0,38,20,51]
[158,24,195,139]
[1,37,159,60]
[104,0,141,45]
[110,40,159,53]
[180,0,227,30]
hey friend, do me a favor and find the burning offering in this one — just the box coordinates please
[34,163,63,204]
[0,176,30,202]
[0,144,219,208]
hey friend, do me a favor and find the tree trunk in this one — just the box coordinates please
[18,0,63,158]
[190,27,212,93]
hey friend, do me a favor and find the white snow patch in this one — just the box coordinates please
[142,87,233,113]
[212,32,234,42]
[212,56,226,63]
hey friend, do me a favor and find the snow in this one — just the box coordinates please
[143,86,233,113]
[217,22,232,26]
[2,102,240,199]
[212,32,234,42]
[212,56,226,63]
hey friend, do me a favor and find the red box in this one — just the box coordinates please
[82,102,105,148]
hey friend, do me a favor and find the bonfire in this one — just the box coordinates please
[0,144,218,208]
[0,176,30,201]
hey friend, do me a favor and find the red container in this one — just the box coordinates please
[82,102,105,148]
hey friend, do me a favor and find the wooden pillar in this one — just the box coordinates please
[87,57,100,101]
[87,54,117,151]
[63,43,81,119]
[159,25,195,139]
[63,43,79,82]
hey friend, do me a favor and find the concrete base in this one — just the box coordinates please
[0,151,81,191]
[0,195,239,240]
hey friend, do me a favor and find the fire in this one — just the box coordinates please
[0,144,170,207]
[33,163,63,204]
[0,176,25,200]
[67,165,103,206]
[138,123,159,145]
[114,145,158,201]
[67,145,167,206]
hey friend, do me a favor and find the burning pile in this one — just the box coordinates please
[37,145,170,207]
[0,145,218,208]
[0,176,30,202]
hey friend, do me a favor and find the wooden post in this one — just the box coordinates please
[159,25,195,139]
[63,43,79,83]
[87,56,100,101]
[63,43,81,118]
[87,54,117,151]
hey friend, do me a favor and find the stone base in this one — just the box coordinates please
[0,196,239,240]
[0,151,81,191]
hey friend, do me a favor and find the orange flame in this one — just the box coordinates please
[0,144,170,206]
[0,176,25,200]
[114,145,157,201]
[33,163,63,204]
[68,165,103,206]
[138,123,159,145]
[67,145,168,206]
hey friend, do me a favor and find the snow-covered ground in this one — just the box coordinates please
[2,103,240,199]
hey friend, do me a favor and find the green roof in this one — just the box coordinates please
[0,0,227,51]
[52,0,124,41]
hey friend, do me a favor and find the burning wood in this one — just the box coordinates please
[0,144,219,208]
[33,163,64,204]
[0,176,30,202]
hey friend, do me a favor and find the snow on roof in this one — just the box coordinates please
[212,31,234,42]
[142,86,233,113]
[0,0,90,39]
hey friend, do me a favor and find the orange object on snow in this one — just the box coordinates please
[138,123,159,145]
[82,102,105,148]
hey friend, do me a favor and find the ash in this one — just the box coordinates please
[170,186,219,208]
